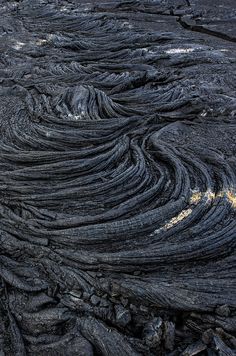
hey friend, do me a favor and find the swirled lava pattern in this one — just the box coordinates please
[0,0,236,355]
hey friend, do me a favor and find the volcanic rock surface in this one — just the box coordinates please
[0,0,236,355]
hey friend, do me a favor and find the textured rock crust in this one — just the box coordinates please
[0,0,235,355]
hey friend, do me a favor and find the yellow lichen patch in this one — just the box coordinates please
[151,187,236,238]
[205,190,216,201]
[226,190,236,208]
[190,191,202,205]
[216,191,224,198]
[189,189,236,208]
[189,189,216,205]
[163,208,192,230]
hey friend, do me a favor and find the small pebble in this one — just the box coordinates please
[83,292,91,301]
[143,317,163,348]
[121,297,128,307]
[90,295,100,306]
[100,298,110,307]
[130,304,137,313]
[115,304,131,327]
[202,329,213,345]
[215,305,230,317]
[140,305,149,313]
